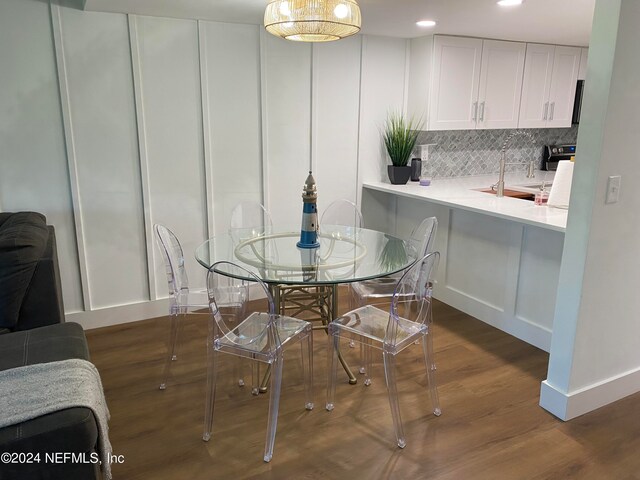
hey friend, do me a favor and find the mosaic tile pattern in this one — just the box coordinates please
[413,126,579,178]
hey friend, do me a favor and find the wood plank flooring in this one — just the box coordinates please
[86,295,640,479]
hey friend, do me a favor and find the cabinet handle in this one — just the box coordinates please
[550,102,555,121]
[543,102,549,121]
[480,102,485,122]
[472,102,478,121]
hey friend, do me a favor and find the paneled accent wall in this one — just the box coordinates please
[262,32,312,226]
[0,0,409,328]
[200,22,263,237]
[312,36,362,212]
[57,7,149,310]
[0,0,84,313]
[130,15,208,300]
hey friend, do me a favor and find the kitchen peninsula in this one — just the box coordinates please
[362,171,566,352]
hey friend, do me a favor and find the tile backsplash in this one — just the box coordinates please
[413,126,579,178]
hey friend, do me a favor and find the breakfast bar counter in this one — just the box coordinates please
[363,170,566,232]
[361,171,566,352]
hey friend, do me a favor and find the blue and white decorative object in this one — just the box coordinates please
[297,171,320,249]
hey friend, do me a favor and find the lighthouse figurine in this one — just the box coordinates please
[296,171,320,249]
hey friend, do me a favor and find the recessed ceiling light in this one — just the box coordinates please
[416,20,437,27]
[497,0,523,6]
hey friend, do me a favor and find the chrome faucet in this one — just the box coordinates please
[495,131,537,197]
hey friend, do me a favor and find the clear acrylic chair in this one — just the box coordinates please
[154,224,209,390]
[229,201,275,386]
[319,199,363,349]
[229,201,272,239]
[320,199,364,232]
[349,217,437,375]
[326,252,441,449]
[203,261,313,463]
[350,217,437,306]
[319,199,364,290]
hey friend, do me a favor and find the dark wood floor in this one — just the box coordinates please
[86,295,640,479]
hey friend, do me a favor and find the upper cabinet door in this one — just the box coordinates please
[547,46,581,128]
[518,44,555,128]
[477,40,526,130]
[578,47,588,80]
[429,36,483,131]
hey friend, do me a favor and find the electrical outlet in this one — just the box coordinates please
[606,175,621,204]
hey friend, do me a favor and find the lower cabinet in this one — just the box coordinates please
[363,187,565,352]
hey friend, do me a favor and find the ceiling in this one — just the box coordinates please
[83,0,595,46]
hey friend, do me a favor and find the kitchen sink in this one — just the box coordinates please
[477,187,535,200]
[506,182,550,194]
[476,180,552,197]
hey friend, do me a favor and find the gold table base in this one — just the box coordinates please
[258,284,357,393]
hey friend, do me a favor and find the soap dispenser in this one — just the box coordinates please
[534,181,549,206]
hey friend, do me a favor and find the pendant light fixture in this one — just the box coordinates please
[264,0,362,42]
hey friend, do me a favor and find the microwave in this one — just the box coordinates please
[572,80,585,124]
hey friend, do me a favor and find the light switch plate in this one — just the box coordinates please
[606,175,621,204]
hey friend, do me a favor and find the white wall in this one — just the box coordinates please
[540,0,640,419]
[0,0,408,328]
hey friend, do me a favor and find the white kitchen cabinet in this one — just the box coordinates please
[409,36,581,131]
[547,46,581,127]
[578,47,588,80]
[428,36,483,130]
[410,36,525,131]
[518,44,555,128]
[477,40,526,129]
[518,44,581,128]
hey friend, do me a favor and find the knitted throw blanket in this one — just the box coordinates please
[0,359,112,479]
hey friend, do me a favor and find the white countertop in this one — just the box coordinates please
[363,171,567,233]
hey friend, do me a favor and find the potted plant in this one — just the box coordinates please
[383,112,422,185]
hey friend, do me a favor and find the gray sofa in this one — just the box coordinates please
[0,212,102,480]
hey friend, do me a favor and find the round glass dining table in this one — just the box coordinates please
[194,225,417,285]
[195,225,417,386]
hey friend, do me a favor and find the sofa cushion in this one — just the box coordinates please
[0,212,49,330]
[0,213,13,229]
[0,323,99,460]
[0,322,89,371]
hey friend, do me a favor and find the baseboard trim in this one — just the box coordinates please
[66,299,171,330]
[67,284,265,330]
[540,365,640,420]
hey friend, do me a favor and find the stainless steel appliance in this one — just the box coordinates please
[572,79,585,124]
[542,144,576,171]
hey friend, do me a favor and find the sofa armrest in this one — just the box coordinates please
[0,212,48,331]
[16,226,66,330]
[0,323,101,480]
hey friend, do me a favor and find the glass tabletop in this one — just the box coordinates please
[195,225,417,285]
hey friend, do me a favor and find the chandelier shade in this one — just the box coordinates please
[264,0,362,42]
